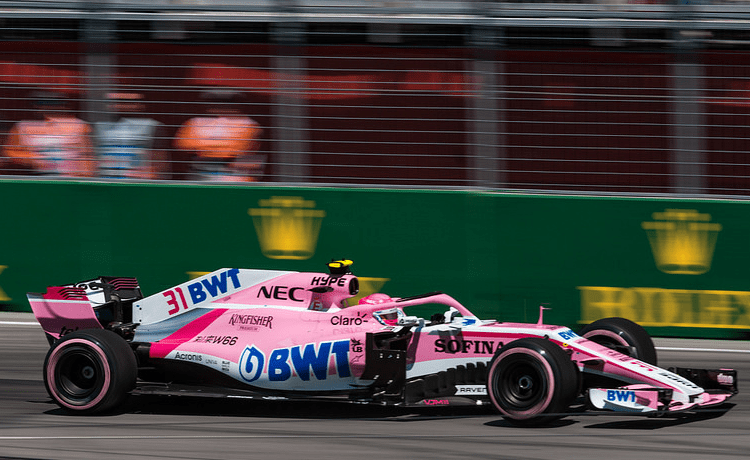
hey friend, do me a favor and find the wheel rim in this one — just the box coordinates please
[495,357,548,411]
[54,345,106,405]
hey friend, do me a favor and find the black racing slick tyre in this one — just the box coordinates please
[579,317,657,365]
[43,329,137,414]
[487,337,579,426]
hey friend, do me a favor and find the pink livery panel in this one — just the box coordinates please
[147,306,377,392]
[27,291,103,340]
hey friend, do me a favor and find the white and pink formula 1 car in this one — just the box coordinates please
[28,260,737,425]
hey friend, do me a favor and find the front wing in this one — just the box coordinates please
[588,367,737,414]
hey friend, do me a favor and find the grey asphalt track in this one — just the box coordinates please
[1,313,750,460]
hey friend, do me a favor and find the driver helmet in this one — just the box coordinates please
[358,293,393,305]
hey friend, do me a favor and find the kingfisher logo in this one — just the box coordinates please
[239,340,351,383]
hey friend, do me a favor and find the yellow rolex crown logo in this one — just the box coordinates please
[249,196,326,260]
[642,209,721,275]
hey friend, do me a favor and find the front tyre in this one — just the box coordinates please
[487,337,579,426]
[43,329,137,414]
[579,317,657,365]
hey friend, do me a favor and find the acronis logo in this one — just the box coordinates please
[239,340,351,383]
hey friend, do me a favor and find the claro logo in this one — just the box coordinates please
[330,312,369,326]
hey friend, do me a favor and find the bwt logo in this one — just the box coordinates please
[239,340,351,383]
[558,329,579,341]
[606,390,636,403]
[188,269,241,304]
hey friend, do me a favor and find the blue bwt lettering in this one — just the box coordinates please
[607,389,636,403]
[188,269,242,304]
[239,340,351,383]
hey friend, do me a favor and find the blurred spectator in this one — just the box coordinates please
[2,91,94,177]
[94,92,167,180]
[173,89,264,182]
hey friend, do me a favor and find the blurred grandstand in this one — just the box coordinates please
[1,0,750,195]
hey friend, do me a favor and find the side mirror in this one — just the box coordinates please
[444,307,461,323]
[397,316,425,328]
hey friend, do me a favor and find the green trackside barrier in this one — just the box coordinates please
[1,180,749,339]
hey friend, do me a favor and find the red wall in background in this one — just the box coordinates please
[1,41,748,193]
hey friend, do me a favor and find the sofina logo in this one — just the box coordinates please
[249,196,326,260]
[641,209,722,275]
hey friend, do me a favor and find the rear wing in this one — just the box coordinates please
[27,277,142,342]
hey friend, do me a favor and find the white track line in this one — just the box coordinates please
[0,321,39,326]
[0,434,492,441]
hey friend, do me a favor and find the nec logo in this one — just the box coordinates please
[188,269,241,304]
[257,286,305,302]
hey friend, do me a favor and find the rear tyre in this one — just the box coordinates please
[579,317,657,365]
[43,329,137,414]
[487,337,579,426]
